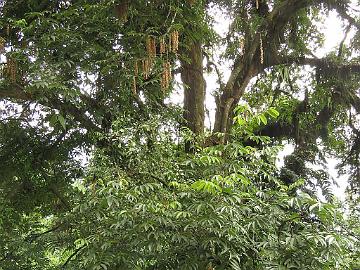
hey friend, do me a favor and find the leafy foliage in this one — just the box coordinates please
[6,111,352,270]
[0,0,359,269]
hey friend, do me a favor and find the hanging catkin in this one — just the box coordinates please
[171,31,179,53]
[142,58,150,79]
[239,37,245,54]
[146,36,156,58]
[133,61,138,94]
[132,77,137,95]
[159,37,166,54]
[161,61,171,91]
[151,38,156,57]
[0,36,5,53]
[259,34,264,65]
[134,61,139,77]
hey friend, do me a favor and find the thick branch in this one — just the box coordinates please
[277,56,360,74]
[0,83,101,132]
[329,2,360,29]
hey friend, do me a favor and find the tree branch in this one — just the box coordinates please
[273,56,360,75]
[62,244,86,269]
[338,25,352,58]
[26,224,62,243]
[330,2,360,30]
[0,83,101,132]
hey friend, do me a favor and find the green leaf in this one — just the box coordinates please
[259,114,267,125]
[238,174,251,186]
[267,108,280,118]
[57,114,66,130]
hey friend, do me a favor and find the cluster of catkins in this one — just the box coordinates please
[132,30,179,94]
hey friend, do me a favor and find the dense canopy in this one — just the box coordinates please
[0,0,359,269]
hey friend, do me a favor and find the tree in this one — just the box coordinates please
[0,0,359,269]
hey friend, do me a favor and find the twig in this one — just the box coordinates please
[27,224,62,243]
[62,244,86,269]
[204,52,225,90]
[338,25,351,58]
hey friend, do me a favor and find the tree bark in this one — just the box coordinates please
[213,65,258,139]
[180,42,206,136]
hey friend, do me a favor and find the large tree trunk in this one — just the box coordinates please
[213,64,258,143]
[180,42,206,136]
